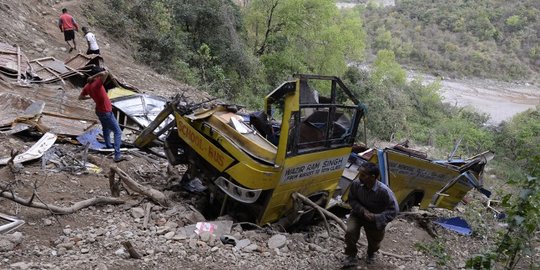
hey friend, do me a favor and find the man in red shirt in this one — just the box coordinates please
[58,8,79,53]
[78,70,126,162]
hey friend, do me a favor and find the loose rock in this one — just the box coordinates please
[268,234,287,249]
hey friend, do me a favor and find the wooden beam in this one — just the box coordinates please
[16,46,21,83]
[64,64,84,76]
[29,56,55,62]
[42,111,98,123]
[0,49,17,54]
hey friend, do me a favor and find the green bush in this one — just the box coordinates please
[415,238,452,267]
[467,107,540,269]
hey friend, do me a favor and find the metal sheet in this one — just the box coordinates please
[0,84,96,120]
[43,59,70,74]
[39,114,96,136]
[6,100,45,134]
[0,132,57,165]
[434,217,472,235]
[20,100,45,118]
[0,93,33,126]
[111,94,174,139]
[0,213,25,234]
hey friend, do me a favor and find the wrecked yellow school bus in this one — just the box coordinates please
[337,143,493,212]
[135,74,366,225]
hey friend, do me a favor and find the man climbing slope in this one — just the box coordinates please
[82,27,100,55]
[58,8,79,53]
[343,162,399,267]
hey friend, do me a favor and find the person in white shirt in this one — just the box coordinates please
[82,27,100,55]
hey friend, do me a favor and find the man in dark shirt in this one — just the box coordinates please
[78,70,126,162]
[343,162,399,267]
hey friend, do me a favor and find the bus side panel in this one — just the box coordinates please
[259,148,351,224]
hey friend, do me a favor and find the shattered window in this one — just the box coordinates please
[267,96,286,145]
[286,112,299,155]
[298,108,329,149]
[330,107,354,146]
[286,77,361,156]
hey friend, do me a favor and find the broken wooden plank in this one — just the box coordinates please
[30,56,56,62]
[121,241,142,259]
[109,166,170,207]
[34,60,64,84]
[42,111,98,123]
[109,171,121,197]
[0,49,17,55]
[142,202,152,229]
[16,46,21,83]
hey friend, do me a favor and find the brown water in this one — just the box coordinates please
[422,75,540,125]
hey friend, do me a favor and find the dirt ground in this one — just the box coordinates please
[0,1,538,270]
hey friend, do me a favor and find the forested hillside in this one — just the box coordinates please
[85,0,538,159]
[86,0,364,108]
[363,0,540,81]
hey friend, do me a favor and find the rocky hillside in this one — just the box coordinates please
[0,0,206,99]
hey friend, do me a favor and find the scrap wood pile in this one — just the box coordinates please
[0,42,100,85]
[0,43,29,83]
[1,41,138,90]
[0,41,178,233]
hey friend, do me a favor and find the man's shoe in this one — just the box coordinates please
[68,47,73,53]
[114,156,128,163]
[366,253,376,264]
[342,256,358,267]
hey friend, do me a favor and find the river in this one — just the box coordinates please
[413,73,540,125]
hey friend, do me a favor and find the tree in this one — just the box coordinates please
[244,0,365,83]
[344,51,410,141]
[371,50,406,87]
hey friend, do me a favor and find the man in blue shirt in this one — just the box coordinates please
[343,162,399,267]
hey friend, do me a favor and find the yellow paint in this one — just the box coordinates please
[259,147,351,224]
[107,87,136,99]
[371,150,474,210]
[176,115,234,172]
